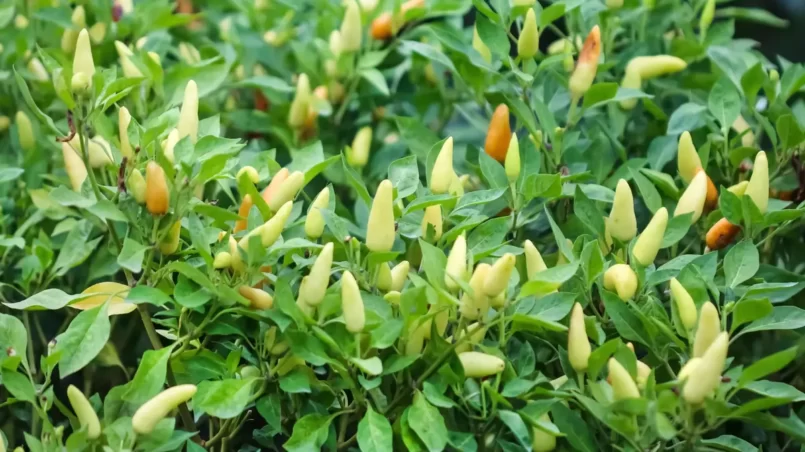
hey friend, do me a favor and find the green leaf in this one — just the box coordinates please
[601,293,651,346]
[716,7,788,28]
[661,213,692,248]
[396,117,440,161]
[361,68,390,96]
[550,403,597,452]
[14,69,63,136]
[389,155,420,198]
[731,298,772,332]
[582,83,618,109]
[630,169,662,213]
[447,431,477,452]
[122,346,174,404]
[478,151,508,189]
[701,435,758,452]
[467,217,509,258]
[743,381,805,403]
[475,13,509,58]
[370,317,403,350]
[453,189,506,213]
[667,103,707,135]
[573,186,605,238]
[497,410,532,450]
[708,78,741,131]
[256,394,283,436]
[776,114,805,151]
[117,237,148,274]
[53,219,99,276]
[0,313,27,367]
[408,391,448,452]
[350,357,383,376]
[419,240,448,289]
[401,41,456,72]
[742,306,805,334]
[125,286,172,307]
[3,289,80,311]
[357,406,393,452]
[0,369,36,403]
[724,240,759,288]
[53,302,111,377]
[283,413,332,451]
[519,262,580,297]
[194,378,257,419]
[738,347,798,386]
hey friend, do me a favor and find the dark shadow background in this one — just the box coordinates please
[738,0,805,62]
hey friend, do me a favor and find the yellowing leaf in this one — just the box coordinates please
[72,282,135,315]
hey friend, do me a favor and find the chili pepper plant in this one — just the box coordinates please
[1,0,805,450]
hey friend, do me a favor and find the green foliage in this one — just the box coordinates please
[0,0,804,450]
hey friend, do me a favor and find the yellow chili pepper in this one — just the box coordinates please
[669,278,697,331]
[460,263,491,320]
[459,351,505,378]
[472,25,491,63]
[569,26,601,100]
[73,29,95,88]
[531,415,557,452]
[115,41,143,78]
[674,170,707,223]
[745,151,768,214]
[62,142,88,192]
[524,240,548,280]
[608,179,637,242]
[299,242,334,306]
[632,207,668,266]
[128,169,147,204]
[692,302,720,358]
[683,332,728,404]
[213,251,232,269]
[288,74,311,129]
[347,126,373,168]
[131,385,197,435]
[366,180,396,252]
[67,385,101,439]
[239,286,274,309]
[430,137,454,194]
[340,0,362,53]
[145,161,169,215]
[505,134,521,183]
[483,253,516,297]
[727,180,749,197]
[603,264,638,300]
[177,80,199,143]
[267,171,304,212]
[421,205,443,241]
[341,271,365,333]
[118,106,134,160]
[158,221,182,255]
[568,303,590,372]
[608,358,640,400]
[620,55,687,109]
[517,9,539,59]
[445,234,468,291]
[305,188,330,239]
[15,111,35,152]
[390,260,409,292]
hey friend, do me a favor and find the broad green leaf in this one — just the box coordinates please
[357,406,393,452]
[53,302,111,377]
[194,378,257,419]
[408,391,448,452]
[122,346,174,404]
[724,240,759,288]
